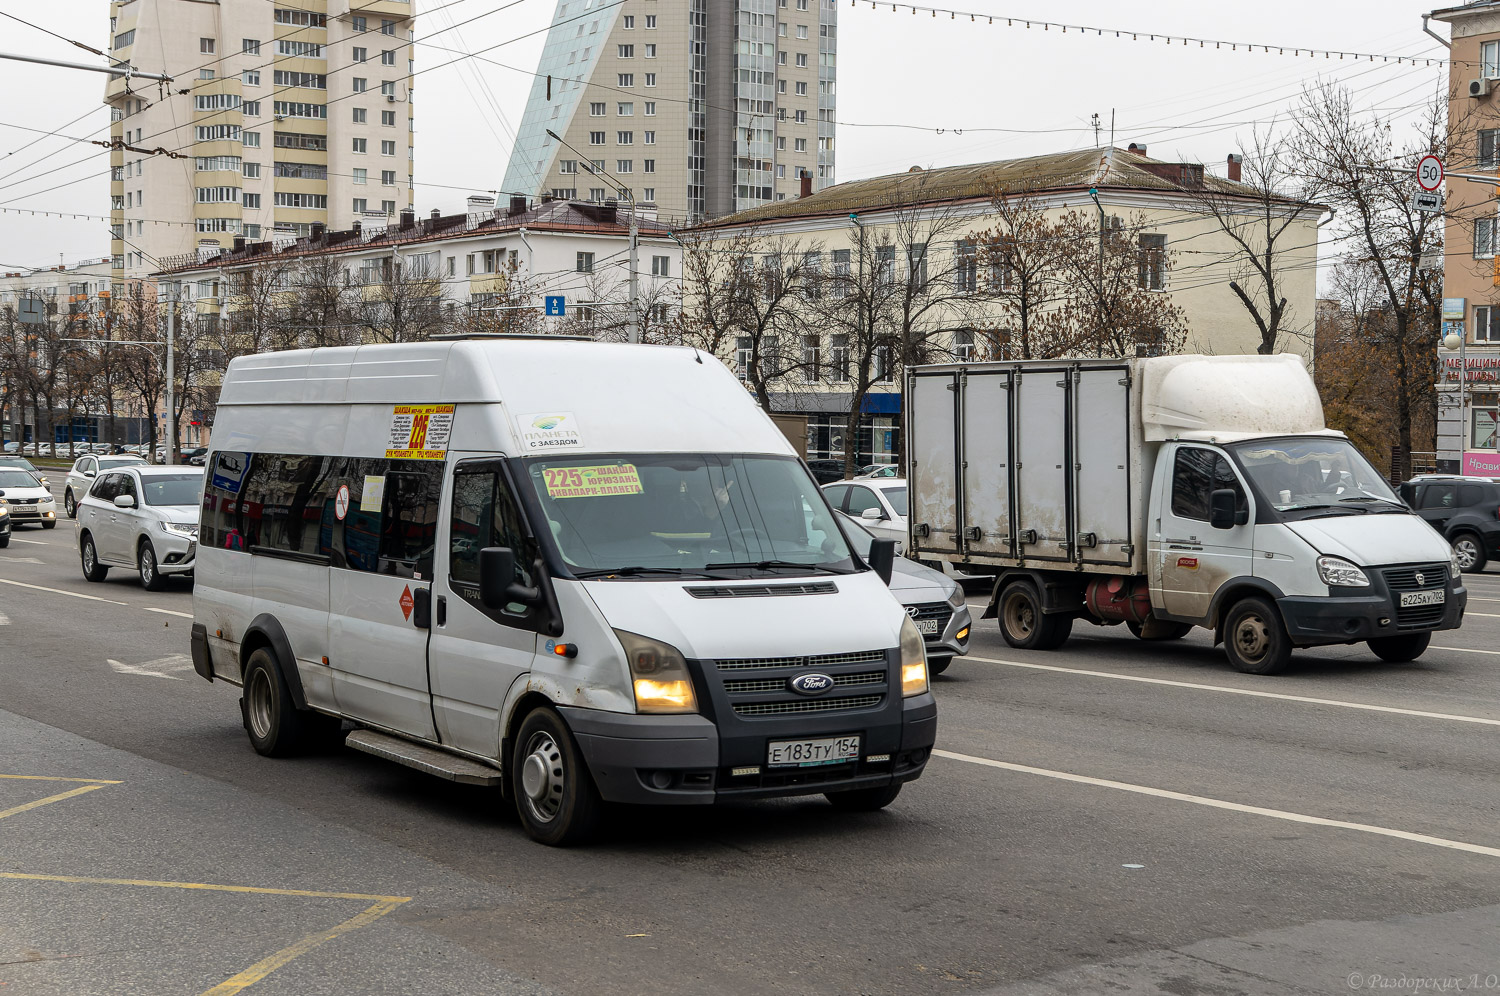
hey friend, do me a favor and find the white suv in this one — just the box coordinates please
[76,465,203,589]
[64,453,147,518]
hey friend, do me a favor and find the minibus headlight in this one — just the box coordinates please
[1450,546,1463,579]
[1316,555,1369,588]
[615,629,698,714]
[899,615,928,697]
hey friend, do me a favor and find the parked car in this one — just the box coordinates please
[76,464,203,590]
[838,512,970,675]
[64,453,149,518]
[804,458,847,484]
[0,468,58,528]
[0,455,48,488]
[180,446,209,466]
[855,464,900,479]
[1398,475,1500,573]
[0,500,10,546]
[2,441,19,454]
[822,477,908,553]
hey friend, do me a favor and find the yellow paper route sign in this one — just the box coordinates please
[386,404,455,460]
[542,464,643,499]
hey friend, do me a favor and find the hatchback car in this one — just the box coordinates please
[1399,475,1500,572]
[822,478,908,552]
[0,468,58,528]
[838,512,971,674]
[64,453,148,518]
[76,465,203,589]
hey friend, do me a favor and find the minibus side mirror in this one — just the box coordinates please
[868,538,897,585]
[479,546,541,610]
[1209,489,1246,530]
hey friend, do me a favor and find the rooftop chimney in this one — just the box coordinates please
[233,237,247,253]
[799,170,813,198]
[466,194,496,214]
[399,209,416,230]
[509,195,528,215]
[1127,142,1148,157]
[1227,153,1243,183]
[310,222,325,241]
[430,208,441,221]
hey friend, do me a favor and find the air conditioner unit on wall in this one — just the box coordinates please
[1471,78,1491,98]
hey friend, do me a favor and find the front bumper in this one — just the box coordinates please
[1277,571,1466,645]
[561,692,937,806]
[147,530,197,575]
[926,603,972,659]
[4,501,56,523]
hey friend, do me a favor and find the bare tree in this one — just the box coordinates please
[353,252,447,343]
[287,255,359,348]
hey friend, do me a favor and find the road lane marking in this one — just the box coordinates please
[0,612,7,626]
[200,899,407,995]
[107,655,193,680]
[1435,645,1500,656]
[0,783,109,821]
[6,537,48,545]
[0,872,409,903]
[0,774,122,784]
[1466,611,1500,618]
[965,655,1500,728]
[934,748,1500,859]
[4,557,44,564]
[0,577,127,605]
[143,607,193,619]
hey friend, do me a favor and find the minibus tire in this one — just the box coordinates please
[998,580,1072,650]
[512,708,603,846]
[1222,596,1292,675]
[241,649,312,757]
[1367,632,1431,663]
[80,534,108,582]
[826,783,902,811]
[928,655,951,676]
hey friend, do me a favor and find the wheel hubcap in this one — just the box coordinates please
[520,732,565,823]
[1003,595,1035,639]
[1456,540,1478,570]
[246,669,273,740]
[83,542,95,571]
[1235,615,1270,662]
[141,549,154,581]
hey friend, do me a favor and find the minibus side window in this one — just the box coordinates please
[377,467,441,579]
[450,468,538,619]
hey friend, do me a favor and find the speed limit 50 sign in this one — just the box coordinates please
[1417,154,1444,192]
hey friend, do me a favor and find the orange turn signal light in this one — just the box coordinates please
[552,642,578,659]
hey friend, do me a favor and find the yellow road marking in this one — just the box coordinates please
[0,784,109,820]
[0,774,122,783]
[0,872,409,903]
[198,899,408,995]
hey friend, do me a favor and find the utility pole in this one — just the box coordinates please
[1089,187,1105,353]
[164,281,176,465]
[546,129,640,342]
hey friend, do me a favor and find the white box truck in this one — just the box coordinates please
[906,354,1467,674]
[189,336,936,845]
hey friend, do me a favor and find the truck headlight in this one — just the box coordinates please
[614,629,698,714]
[1316,555,1369,588]
[899,614,928,697]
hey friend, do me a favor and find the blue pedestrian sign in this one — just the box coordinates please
[544,296,566,316]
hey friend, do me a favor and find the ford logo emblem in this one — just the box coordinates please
[788,672,834,696]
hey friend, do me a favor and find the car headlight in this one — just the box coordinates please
[1316,555,1370,588]
[946,583,965,608]
[1450,546,1463,579]
[614,629,698,714]
[899,614,928,697]
[161,521,199,538]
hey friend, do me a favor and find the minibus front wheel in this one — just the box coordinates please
[512,707,603,846]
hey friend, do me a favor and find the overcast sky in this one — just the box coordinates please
[0,0,1445,273]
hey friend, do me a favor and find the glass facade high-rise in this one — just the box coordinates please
[500,0,836,223]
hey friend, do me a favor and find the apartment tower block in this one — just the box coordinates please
[501,0,837,223]
[107,0,417,283]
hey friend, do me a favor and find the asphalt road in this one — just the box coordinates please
[4,499,1500,995]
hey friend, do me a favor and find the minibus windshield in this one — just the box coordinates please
[1226,436,1403,517]
[523,454,858,577]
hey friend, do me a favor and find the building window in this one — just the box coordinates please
[645,43,656,58]
[617,160,633,173]
[353,197,368,213]
[1479,306,1499,342]
[830,333,849,381]
[794,138,807,152]
[779,51,787,65]
[381,49,396,66]
[643,159,655,173]
[623,14,634,28]
[199,69,215,79]
[1481,130,1499,172]
[589,131,605,145]
[242,131,261,148]
[644,101,656,115]
[382,109,396,126]
[618,44,634,58]
[801,335,820,382]
[797,24,809,38]
[778,22,788,36]
[735,337,753,380]
[353,78,368,93]
[1486,40,1500,79]
[382,169,396,185]
[590,102,606,116]
[642,187,655,201]
[274,192,328,209]
[777,136,787,151]
[243,100,261,116]
[618,102,633,115]
[617,131,633,144]
[796,52,808,67]
[353,137,368,153]
[795,109,807,124]
[381,81,396,96]
[382,200,396,215]
[353,107,367,123]
[955,240,977,293]
[589,187,606,201]
[242,38,260,55]
[646,14,656,27]
[908,242,928,291]
[242,192,261,209]
[242,162,260,178]
[617,73,633,86]
[243,69,260,86]
[381,19,395,35]
[1138,233,1167,289]
[955,329,975,361]
[200,37,215,54]
[652,255,669,276]
[382,140,396,155]
[353,168,367,184]
[353,46,368,62]
[577,252,594,273]
[276,40,322,57]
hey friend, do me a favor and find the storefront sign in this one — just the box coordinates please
[1438,354,1500,383]
[1442,297,1467,320]
[1463,452,1500,477]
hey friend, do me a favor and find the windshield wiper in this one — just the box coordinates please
[573,565,729,579]
[1279,503,1364,516]
[1339,496,1405,507]
[703,559,851,575]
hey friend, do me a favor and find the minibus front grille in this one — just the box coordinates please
[713,649,887,672]
[1382,564,1448,591]
[722,670,886,694]
[733,694,883,717]
[687,582,839,599]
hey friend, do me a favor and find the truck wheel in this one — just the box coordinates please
[1368,632,1431,663]
[826,783,902,811]
[241,648,312,757]
[998,580,1073,650]
[512,707,603,846]
[1451,533,1487,573]
[927,655,952,676]
[1222,597,1292,675]
[1127,620,1193,641]
[80,534,108,582]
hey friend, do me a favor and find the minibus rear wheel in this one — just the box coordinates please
[512,707,603,846]
[241,648,313,757]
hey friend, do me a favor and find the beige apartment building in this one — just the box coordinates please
[502,0,837,224]
[1431,2,1500,475]
[107,0,417,286]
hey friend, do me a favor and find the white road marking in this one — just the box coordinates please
[143,607,193,619]
[964,654,1500,728]
[0,612,8,625]
[934,749,1500,859]
[3,557,43,564]
[1435,645,1500,656]
[0,577,126,605]
[107,654,193,680]
[6,537,49,545]
[1467,612,1500,618]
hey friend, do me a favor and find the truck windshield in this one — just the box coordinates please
[1227,437,1402,514]
[523,454,857,577]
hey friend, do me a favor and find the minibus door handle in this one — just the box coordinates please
[435,595,447,627]
[411,586,432,629]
